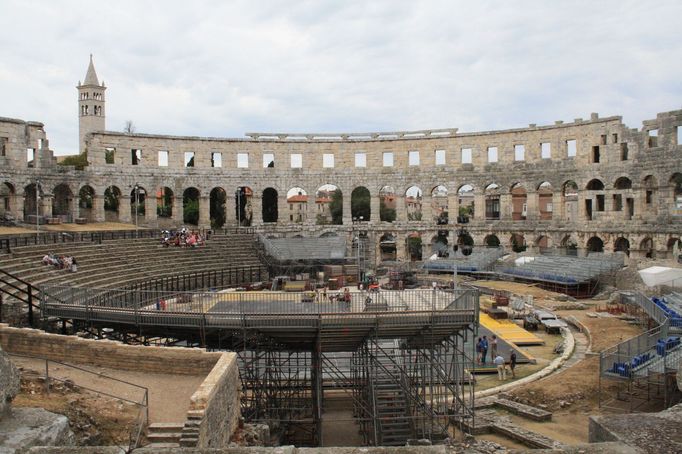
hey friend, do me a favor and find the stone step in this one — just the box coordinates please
[145,442,181,448]
[493,398,552,421]
[146,432,183,443]
[147,422,185,433]
[491,421,564,450]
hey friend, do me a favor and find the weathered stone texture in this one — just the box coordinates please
[0,344,20,419]
[0,407,75,453]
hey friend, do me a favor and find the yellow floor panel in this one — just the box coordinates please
[479,313,545,346]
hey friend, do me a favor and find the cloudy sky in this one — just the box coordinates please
[1,0,681,155]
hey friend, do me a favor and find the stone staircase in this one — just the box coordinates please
[371,343,413,446]
[145,422,184,448]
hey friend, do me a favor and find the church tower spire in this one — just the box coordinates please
[77,54,106,154]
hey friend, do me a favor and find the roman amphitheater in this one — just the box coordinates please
[0,58,681,453]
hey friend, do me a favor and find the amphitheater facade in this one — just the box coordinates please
[1,57,681,261]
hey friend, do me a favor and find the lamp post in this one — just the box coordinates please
[134,183,139,238]
[353,216,365,284]
[35,179,41,237]
[236,189,242,229]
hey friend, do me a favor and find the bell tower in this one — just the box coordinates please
[77,54,106,153]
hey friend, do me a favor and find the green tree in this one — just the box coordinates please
[329,189,343,225]
[407,237,422,261]
[380,198,396,222]
[58,151,88,170]
[210,190,226,228]
[184,198,199,225]
[351,187,370,221]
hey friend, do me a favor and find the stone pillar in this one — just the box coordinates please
[578,193,587,220]
[500,193,512,220]
[306,194,317,225]
[395,232,406,261]
[370,194,380,224]
[276,195,287,225]
[474,193,485,221]
[119,195,132,223]
[421,194,432,223]
[42,195,53,218]
[198,195,210,228]
[225,193,237,226]
[552,192,563,221]
[421,241,431,260]
[69,196,78,222]
[396,196,408,222]
[172,196,183,225]
[251,195,262,226]
[526,191,538,221]
[93,195,105,222]
[448,193,459,225]
[342,193,352,225]
[145,194,157,226]
[14,194,24,221]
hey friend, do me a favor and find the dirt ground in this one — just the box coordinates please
[13,373,140,447]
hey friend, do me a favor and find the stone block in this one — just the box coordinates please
[0,407,74,453]
[0,344,20,419]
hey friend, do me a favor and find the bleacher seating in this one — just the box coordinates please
[498,253,624,284]
[421,247,505,273]
[0,233,265,299]
[260,235,347,261]
[607,335,681,378]
[652,293,682,328]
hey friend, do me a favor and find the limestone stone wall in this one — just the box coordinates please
[1,109,681,258]
[183,352,241,448]
[0,324,221,375]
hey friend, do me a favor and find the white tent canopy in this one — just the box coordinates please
[639,266,682,288]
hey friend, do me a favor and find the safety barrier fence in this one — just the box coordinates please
[40,286,478,330]
[0,229,160,252]
[599,292,676,380]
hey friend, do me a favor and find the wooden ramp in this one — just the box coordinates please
[479,313,545,346]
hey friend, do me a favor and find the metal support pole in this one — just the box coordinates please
[35,179,40,237]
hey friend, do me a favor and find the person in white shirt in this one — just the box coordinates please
[494,354,506,381]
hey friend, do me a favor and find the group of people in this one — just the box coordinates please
[160,228,205,248]
[41,254,78,272]
[477,335,517,381]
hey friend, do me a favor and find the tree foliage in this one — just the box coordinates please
[351,187,370,221]
[59,151,88,170]
[329,189,343,225]
[380,198,396,222]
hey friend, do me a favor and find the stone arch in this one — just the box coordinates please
[586,179,605,191]
[535,235,550,249]
[484,183,500,220]
[537,181,553,220]
[0,182,15,218]
[614,177,632,190]
[104,186,121,221]
[235,187,253,226]
[667,237,681,260]
[23,183,43,220]
[560,234,578,255]
[562,180,579,221]
[380,232,398,261]
[351,186,371,221]
[431,185,449,224]
[405,232,421,261]
[183,187,200,225]
[484,234,500,247]
[510,233,526,253]
[614,237,630,256]
[262,187,278,224]
[78,185,95,221]
[431,232,449,258]
[457,231,474,256]
[319,231,338,238]
[670,173,682,210]
[457,184,475,221]
[640,237,655,259]
[405,185,422,221]
[53,183,74,218]
[130,185,147,219]
[210,187,227,228]
[157,186,174,219]
[511,183,527,220]
[287,187,308,224]
[315,184,341,225]
[587,236,604,253]
[379,186,397,222]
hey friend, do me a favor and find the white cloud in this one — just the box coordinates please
[0,0,681,154]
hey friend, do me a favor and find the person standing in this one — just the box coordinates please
[491,335,498,358]
[475,337,483,364]
[481,336,489,364]
[494,354,506,381]
[509,351,517,378]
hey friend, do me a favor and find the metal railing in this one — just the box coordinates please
[599,292,673,380]
[0,268,41,326]
[0,229,160,252]
[8,352,149,450]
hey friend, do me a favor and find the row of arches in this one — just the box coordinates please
[1,173,681,226]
